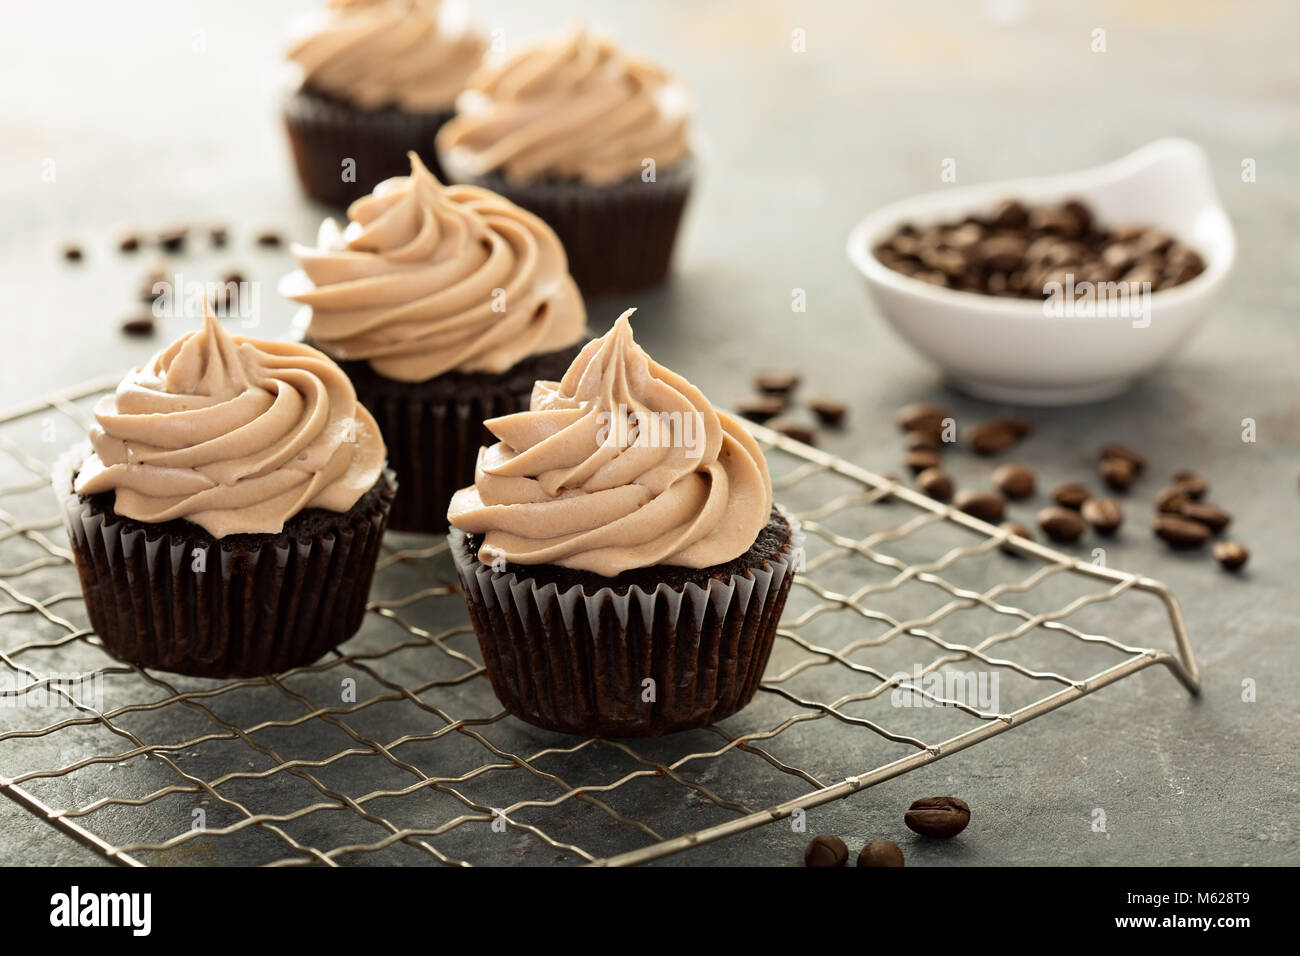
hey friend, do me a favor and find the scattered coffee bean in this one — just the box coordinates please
[62,243,83,262]
[767,416,815,445]
[993,463,1035,499]
[1099,456,1136,491]
[916,467,954,502]
[1051,481,1092,510]
[904,429,942,452]
[138,265,169,303]
[157,226,188,252]
[998,521,1035,555]
[120,314,156,336]
[1099,444,1146,473]
[1212,540,1249,571]
[803,834,849,867]
[210,225,229,247]
[1038,506,1086,543]
[1178,501,1231,533]
[1155,486,1190,513]
[1172,470,1207,500]
[1081,497,1124,535]
[955,489,1006,523]
[755,369,800,395]
[735,394,785,424]
[999,416,1033,438]
[897,402,949,434]
[255,229,283,247]
[905,449,942,474]
[968,419,1018,456]
[117,232,141,253]
[1152,514,1211,549]
[808,394,847,427]
[856,840,905,867]
[904,796,971,838]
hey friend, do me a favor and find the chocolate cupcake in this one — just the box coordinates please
[282,0,485,206]
[55,305,394,678]
[280,152,588,533]
[435,30,693,298]
[448,311,798,737]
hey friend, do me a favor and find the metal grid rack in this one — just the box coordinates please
[0,378,1200,867]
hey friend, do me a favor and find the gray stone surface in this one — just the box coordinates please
[1,0,1296,866]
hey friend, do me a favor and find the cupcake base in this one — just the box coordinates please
[334,341,586,535]
[450,506,797,737]
[283,86,455,207]
[56,453,396,679]
[441,156,695,299]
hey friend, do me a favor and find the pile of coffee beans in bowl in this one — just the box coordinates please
[871,198,1205,298]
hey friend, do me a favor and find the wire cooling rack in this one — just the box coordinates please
[0,377,1200,867]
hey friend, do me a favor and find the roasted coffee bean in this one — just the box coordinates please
[1099,444,1146,473]
[1178,501,1231,533]
[766,416,815,445]
[223,270,246,286]
[1062,199,1092,235]
[905,429,942,452]
[905,449,943,474]
[1038,506,1086,543]
[904,796,970,838]
[1029,204,1084,238]
[62,244,83,262]
[896,402,950,434]
[755,369,800,395]
[1051,481,1092,509]
[735,394,785,424]
[1099,456,1136,491]
[990,199,1028,229]
[993,463,1036,499]
[1213,540,1249,571]
[804,834,849,867]
[915,467,954,502]
[1081,497,1123,535]
[117,232,141,253]
[971,234,1028,272]
[998,521,1035,555]
[999,416,1033,438]
[1152,514,1211,548]
[1155,486,1190,513]
[157,226,187,252]
[955,489,1006,522]
[138,266,169,303]
[856,840,905,867]
[968,420,1018,456]
[256,229,283,247]
[210,225,229,247]
[807,394,847,427]
[120,315,156,336]
[1172,470,1207,500]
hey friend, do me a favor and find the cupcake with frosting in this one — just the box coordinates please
[282,0,485,206]
[56,304,395,678]
[280,152,588,533]
[435,29,694,297]
[447,310,797,737]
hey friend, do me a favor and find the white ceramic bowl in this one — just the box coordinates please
[846,139,1235,405]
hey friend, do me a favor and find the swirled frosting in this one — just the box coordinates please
[280,152,587,383]
[447,310,773,575]
[287,0,485,112]
[435,29,690,186]
[75,305,387,539]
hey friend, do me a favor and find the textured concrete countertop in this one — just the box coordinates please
[1,0,1296,866]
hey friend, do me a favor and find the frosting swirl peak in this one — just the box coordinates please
[75,305,386,538]
[447,310,772,575]
[280,152,587,382]
[436,30,690,186]
[287,0,484,112]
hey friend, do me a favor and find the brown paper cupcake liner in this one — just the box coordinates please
[283,86,455,208]
[449,506,800,737]
[54,447,396,678]
[333,341,585,535]
[440,155,695,299]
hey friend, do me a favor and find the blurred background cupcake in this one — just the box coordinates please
[56,305,395,678]
[436,28,694,298]
[280,152,588,534]
[448,310,797,737]
[282,0,485,206]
